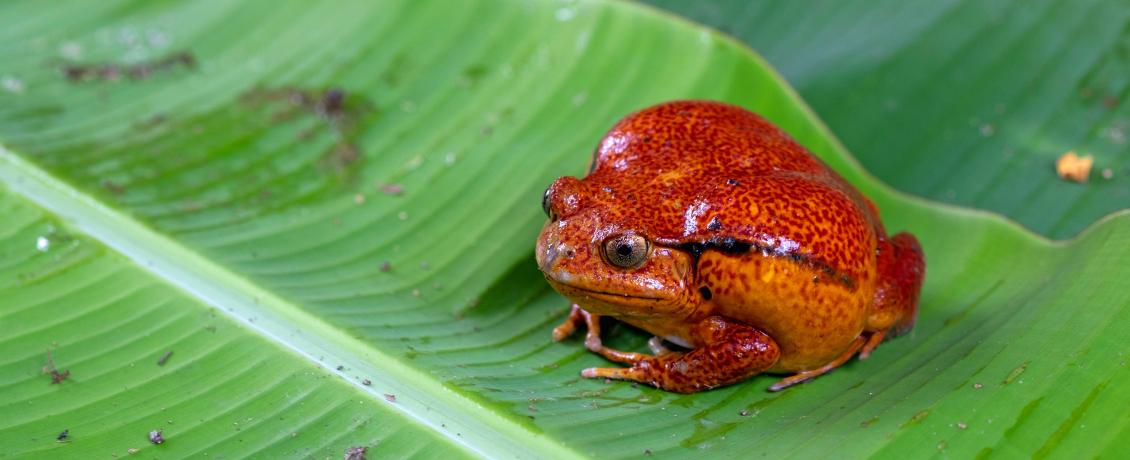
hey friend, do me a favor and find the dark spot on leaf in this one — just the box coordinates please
[43,350,70,384]
[378,183,403,196]
[61,51,196,82]
[101,180,124,196]
[344,446,368,460]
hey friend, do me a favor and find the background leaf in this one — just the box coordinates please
[645,0,1130,238]
[1,0,1127,458]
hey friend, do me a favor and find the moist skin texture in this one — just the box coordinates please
[537,100,925,393]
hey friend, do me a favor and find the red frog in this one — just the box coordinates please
[536,101,925,393]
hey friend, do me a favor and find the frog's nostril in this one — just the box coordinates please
[542,243,559,269]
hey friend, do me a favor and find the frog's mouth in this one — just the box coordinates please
[547,279,672,305]
[557,283,665,301]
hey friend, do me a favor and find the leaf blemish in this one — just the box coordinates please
[1002,362,1029,385]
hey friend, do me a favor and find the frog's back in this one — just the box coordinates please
[584,100,880,286]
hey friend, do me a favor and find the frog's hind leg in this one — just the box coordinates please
[768,335,866,392]
[581,316,780,393]
[868,232,926,337]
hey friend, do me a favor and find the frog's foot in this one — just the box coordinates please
[858,330,887,360]
[769,335,866,391]
[581,317,780,393]
[552,304,604,351]
[551,304,585,341]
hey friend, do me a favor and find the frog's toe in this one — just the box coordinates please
[858,330,887,360]
[770,335,865,391]
[581,365,649,385]
[582,366,622,380]
[584,335,603,352]
[552,304,587,342]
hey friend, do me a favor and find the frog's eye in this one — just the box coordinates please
[603,234,649,269]
[542,186,554,219]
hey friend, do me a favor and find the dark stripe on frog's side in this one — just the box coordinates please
[675,237,856,289]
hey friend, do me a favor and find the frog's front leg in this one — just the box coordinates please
[582,316,780,393]
[552,304,603,351]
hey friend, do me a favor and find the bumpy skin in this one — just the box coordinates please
[536,100,925,393]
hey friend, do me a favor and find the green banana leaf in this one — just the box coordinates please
[645,0,1130,239]
[1,0,1127,458]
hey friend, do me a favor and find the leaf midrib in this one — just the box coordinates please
[0,147,584,460]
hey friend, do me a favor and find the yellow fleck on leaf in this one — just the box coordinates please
[1055,151,1093,183]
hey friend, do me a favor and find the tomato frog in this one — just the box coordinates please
[535,101,925,393]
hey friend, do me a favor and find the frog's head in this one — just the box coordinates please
[535,176,697,319]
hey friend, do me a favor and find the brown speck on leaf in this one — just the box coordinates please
[957,422,968,430]
[1102,168,1114,179]
[353,193,366,204]
[57,429,69,442]
[362,379,371,386]
[1056,151,1093,183]
[157,351,173,366]
[644,449,653,456]
[43,350,70,384]
[378,183,404,196]
[319,88,345,117]
[379,261,391,272]
[384,393,396,402]
[101,179,124,195]
[241,86,374,180]
[62,51,195,83]
[1002,362,1028,385]
[1103,95,1119,109]
[325,142,361,172]
[135,113,167,130]
[344,446,368,460]
[411,289,421,298]
[973,382,984,389]
[148,430,164,444]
